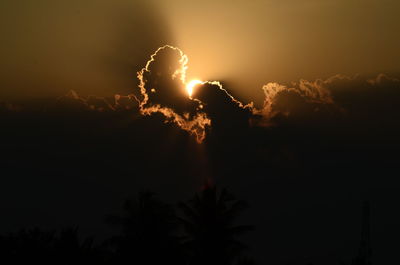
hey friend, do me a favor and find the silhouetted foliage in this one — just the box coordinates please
[0,228,55,264]
[0,188,254,265]
[54,227,100,264]
[105,191,185,265]
[0,187,375,265]
[178,185,254,265]
[0,227,101,264]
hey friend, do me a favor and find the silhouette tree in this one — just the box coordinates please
[0,227,103,265]
[105,191,184,265]
[54,226,100,264]
[0,228,56,264]
[0,189,255,265]
[178,185,254,265]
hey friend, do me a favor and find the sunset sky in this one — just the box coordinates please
[1,1,399,265]
[1,0,399,104]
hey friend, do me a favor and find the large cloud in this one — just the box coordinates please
[3,45,400,146]
[136,45,212,143]
[135,45,256,142]
[52,45,400,146]
[256,74,400,129]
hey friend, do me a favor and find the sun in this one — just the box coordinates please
[186,79,203,97]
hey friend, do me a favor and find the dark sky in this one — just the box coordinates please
[1,1,400,265]
[0,0,175,99]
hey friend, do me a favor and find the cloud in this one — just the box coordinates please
[324,74,400,120]
[136,45,211,143]
[191,81,253,136]
[1,63,400,184]
[3,44,400,145]
[133,45,400,144]
[55,90,114,112]
[114,94,139,111]
[54,90,136,113]
[254,78,337,126]
[135,45,259,142]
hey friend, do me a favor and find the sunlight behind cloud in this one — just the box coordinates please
[186,79,203,97]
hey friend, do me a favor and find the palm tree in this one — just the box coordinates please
[178,185,254,265]
[105,191,184,265]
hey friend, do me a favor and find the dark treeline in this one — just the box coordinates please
[0,185,255,265]
[0,184,373,265]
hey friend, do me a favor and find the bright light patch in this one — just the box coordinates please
[186,79,203,97]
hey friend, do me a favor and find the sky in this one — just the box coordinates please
[1,1,400,265]
[0,0,174,99]
[1,0,399,104]
[162,0,400,103]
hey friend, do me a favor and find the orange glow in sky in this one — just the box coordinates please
[186,79,202,97]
